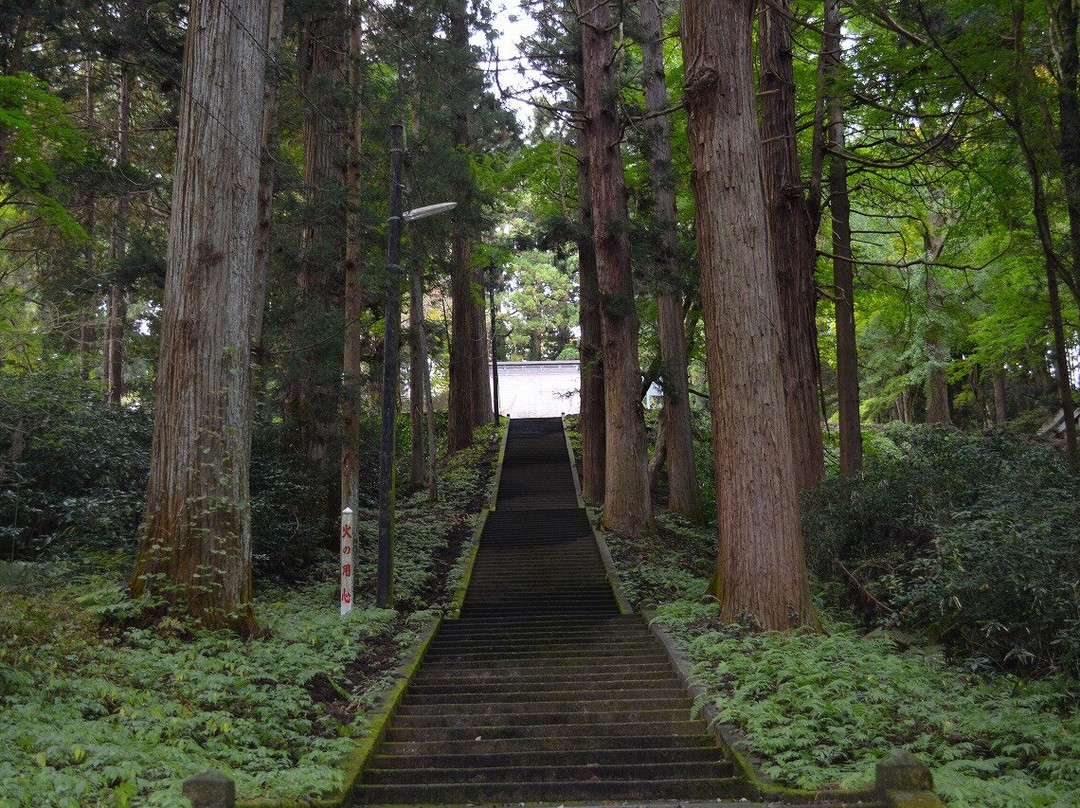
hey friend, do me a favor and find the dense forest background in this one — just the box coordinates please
[1,0,1080,804]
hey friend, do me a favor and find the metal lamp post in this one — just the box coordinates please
[377,123,456,609]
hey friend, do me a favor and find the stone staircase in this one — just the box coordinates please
[348,417,886,807]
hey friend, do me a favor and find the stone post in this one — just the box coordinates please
[876,749,944,807]
[182,770,235,808]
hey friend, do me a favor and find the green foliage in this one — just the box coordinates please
[0,372,150,559]
[0,565,406,807]
[0,412,502,806]
[653,601,1080,806]
[0,72,90,238]
[803,424,1080,677]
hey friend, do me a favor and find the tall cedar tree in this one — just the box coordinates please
[342,0,365,513]
[569,6,606,506]
[823,0,861,474]
[448,0,493,452]
[132,0,270,635]
[759,0,824,490]
[681,0,814,628]
[638,0,704,523]
[581,0,652,537]
[290,3,346,473]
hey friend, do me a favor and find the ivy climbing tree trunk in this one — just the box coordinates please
[581,0,651,538]
[681,0,814,629]
[759,0,824,491]
[132,0,270,635]
[639,0,703,524]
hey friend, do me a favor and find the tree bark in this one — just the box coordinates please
[759,0,825,491]
[294,5,345,472]
[1048,260,1079,472]
[409,261,427,490]
[824,0,862,475]
[576,69,605,506]
[581,0,651,538]
[1046,0,1080,471]
[132,0,270,635]
[681,0,813,629]
[253,0,285,409]
[1048,0,1080,306]
[993,370,1008,424]
[925,364,951,424]
[342,0,364,513]
[105,59,131,407]
[639,0,703,524]
[447,0,491,452]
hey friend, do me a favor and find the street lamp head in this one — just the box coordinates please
[402,202,457,222]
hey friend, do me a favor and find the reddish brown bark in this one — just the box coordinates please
[824,0,862,475]
[105,59,131,407]
[639,0,703,524]
[759,0,824,491]
[447,0,491,452]
[577,130,606,505]
[681,0,813,628]
[581,0,651,537]
[342,0,364,512]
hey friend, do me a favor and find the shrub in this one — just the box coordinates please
[0,372,150,560]
[803,424,1080,677]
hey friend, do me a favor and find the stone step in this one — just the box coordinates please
[361,759,734,786]
[403,685,689,704]
[435,616,645,633]
[366,745,727,770]
[375,733,721,757]
[394,696,694,718]
[412,661,677,682]
[351,776,745,805]
[421,645,666,662]
[383,718,712,744]
[349,418,752,807]
[390,706,697,730]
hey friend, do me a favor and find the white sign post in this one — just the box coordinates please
[340,507,355,616]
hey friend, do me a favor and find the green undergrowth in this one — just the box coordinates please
[0,422,503,807]
[0,571,406,807]
[602,514,1080,808]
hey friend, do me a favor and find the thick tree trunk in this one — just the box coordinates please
[1048,261,1079,472]
[409,263,427,489]
[342,0,364,513]
[1048,0,1080,307]
[132,0,269,635]
[639,0,703,524]
[295,6,344,472]
[105,60,131,407]
[759,0,825,491]
[681,0,814,629]
[1047,0,1080,472]
[81,58,96,383]
[576,91,605,506]
[582,0,651,538]
[253,0,285,408]
[449,236,481,451]
[925,360,951,424]
[994,370,1008,424]
[447,0,491,452]
[824,0,862,475]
